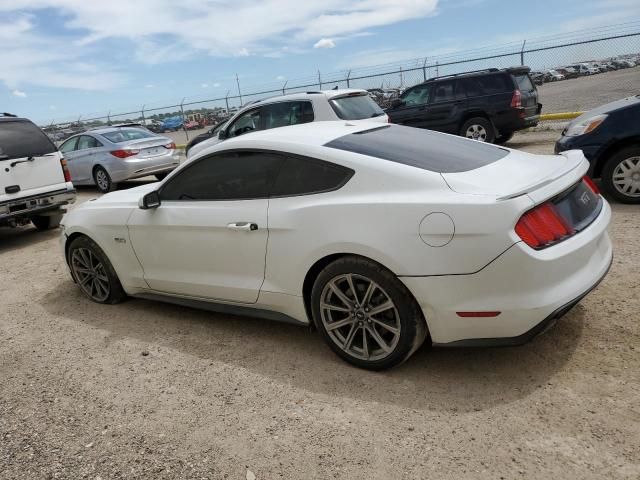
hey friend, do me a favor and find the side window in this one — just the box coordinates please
[160,151,283,201]
[60,137,79,153]
[77,135,102,150]
[263,101,314,130]
[271,156,354,197]
[458,77,483,97]
[227,108,263,138]
[401,84,430,106]
[430,81,459,103]
[475,74,510,94]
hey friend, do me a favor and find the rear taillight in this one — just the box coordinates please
[163,142,176,149]
[110,149,139,158]
[582,175,600,194]
[60,158,71,182]
[510,89,522,108]
[515,177,601,249]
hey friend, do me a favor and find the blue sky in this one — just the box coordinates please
[0,0,638,123]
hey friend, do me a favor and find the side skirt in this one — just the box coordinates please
[132,292,307,327]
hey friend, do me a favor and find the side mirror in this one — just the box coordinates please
[139,191,161,210]
[218,129,227,140]
[390,98,404,108]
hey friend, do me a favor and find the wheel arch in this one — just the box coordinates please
[591,136,640,179]
[457,110,492,133]
[301,252,420,330]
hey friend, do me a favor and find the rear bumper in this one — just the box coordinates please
[401,200,612,345]
[0,187,76,222]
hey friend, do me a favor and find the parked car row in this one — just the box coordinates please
[530,58,638,85]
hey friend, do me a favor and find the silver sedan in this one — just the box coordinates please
[59,127,180,192]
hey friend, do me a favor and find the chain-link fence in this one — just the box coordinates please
[42,23,640,143]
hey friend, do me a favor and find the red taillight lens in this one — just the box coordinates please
[510,89,522,108]
[163,142,176,149]
[60,158,71,182]
[582,175,600,194]
[515,202,573,249]
[110,149,139,158]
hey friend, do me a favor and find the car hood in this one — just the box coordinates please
[569,95,640,125]
[441,148,587,200]
[186,135,223,158]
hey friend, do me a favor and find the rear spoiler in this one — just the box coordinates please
[496,150,586,201]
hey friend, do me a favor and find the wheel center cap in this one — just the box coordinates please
[355,311,365,320]
[632,172,640,181]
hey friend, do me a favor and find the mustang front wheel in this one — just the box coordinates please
[312,256,427,370]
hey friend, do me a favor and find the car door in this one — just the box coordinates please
[59,136,82,181]
[387,84,431,128]
[74,135,104,183]
[421,80,466,134]
[127,150,284,303]
[60,135,96,184]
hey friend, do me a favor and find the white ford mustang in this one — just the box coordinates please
[61,122,612,370]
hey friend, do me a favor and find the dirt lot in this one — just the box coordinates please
[1,131,639,479]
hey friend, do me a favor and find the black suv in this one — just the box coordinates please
[385,67,541,144]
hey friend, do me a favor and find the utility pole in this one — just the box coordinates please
[318,70,322,89]
[235,74,242,105]
[520,39,527,66]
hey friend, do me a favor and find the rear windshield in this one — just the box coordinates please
[100,128,155,143]
[329,94,385,120]
[0,120,57,160]
[514,74,534,91]
[325,124,508,173]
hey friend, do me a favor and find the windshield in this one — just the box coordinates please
[100,128,155,143]
[329,94,385,120]
[0,120,57,160]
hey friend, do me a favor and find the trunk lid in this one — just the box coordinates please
[119,136,173,159]
[0,119,66,199]
[512,73,539,117]
[441,148,589,201]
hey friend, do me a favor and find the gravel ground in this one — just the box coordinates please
[1,131,639,479]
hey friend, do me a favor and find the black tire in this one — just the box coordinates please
[155,173,168,181]
[94,166,116,193]
[311,256,427,370]
[67,235,127,304]
[494,131,514,145]
[460,117,495,143]
[31,213,62,231]
[601,146,640,204]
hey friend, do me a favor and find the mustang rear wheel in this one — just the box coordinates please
[312,256,427,370]
[68,236,127,304]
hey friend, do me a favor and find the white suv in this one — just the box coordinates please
[187,89,389,158]
[0,114,76,230]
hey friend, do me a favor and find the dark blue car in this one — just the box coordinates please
[555,95,640,203]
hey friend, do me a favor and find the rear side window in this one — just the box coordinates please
[271,156,354,197]
[430,81,464,103]
[475,74,511,94]
[263,101,314,130]
[160,151,283,201]
[77,135,102,150]
[60,137,79,153]
[513,74,534,91]
[325,125,508,173]
[0,120,57,160]
[329,94,384,120]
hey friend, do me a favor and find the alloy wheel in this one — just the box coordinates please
[612,156,640,198]
[95,169,109,191]
[465,124,488,141]
[71,247,110,302]
[320,273,401,361]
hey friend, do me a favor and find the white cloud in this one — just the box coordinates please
[238,48,250,57]
[201,83,209,88]
[0,1,439,61]
[276,75,286,80]
[144,84,154,88]
[314,38,336,49]
[212,82,220,87]
[12,89,27,97]
[49,105,56,110]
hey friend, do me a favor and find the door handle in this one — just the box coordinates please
[227,222,258,231]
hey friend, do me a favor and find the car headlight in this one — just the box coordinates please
[564,114,607,137]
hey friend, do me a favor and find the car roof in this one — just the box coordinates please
[87,126,150,135]
[237,89,368,107]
